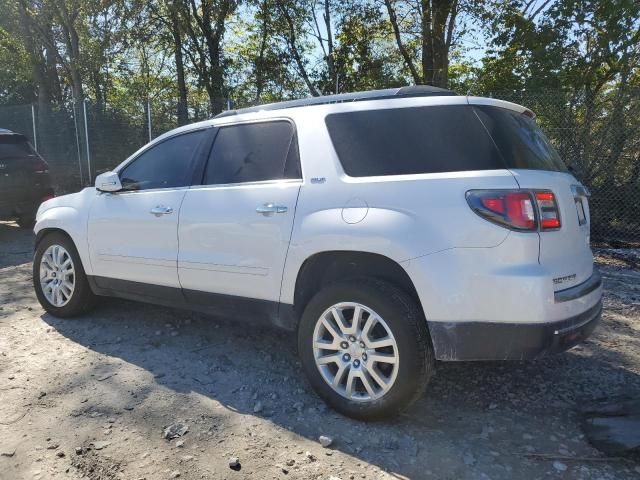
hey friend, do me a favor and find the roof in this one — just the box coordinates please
[215,85,456,118]
[0,129,26,140]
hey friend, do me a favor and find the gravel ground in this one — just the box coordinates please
[1,220,639,480]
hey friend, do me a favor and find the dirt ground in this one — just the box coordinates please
[1,221,639,480]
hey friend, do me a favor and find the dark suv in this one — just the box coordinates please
[0,129,53,227]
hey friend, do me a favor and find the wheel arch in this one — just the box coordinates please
[34,227,74,250]
[292,251,424,320]
[34,204,93,275]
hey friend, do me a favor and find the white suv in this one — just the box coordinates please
[33,86,602,419]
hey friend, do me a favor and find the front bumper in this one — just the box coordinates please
[428,298,602,361]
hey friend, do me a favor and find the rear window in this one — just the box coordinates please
[325,105,504,177]
[0,136,36,159]
[474,106,567,172]
[204,121,300,185]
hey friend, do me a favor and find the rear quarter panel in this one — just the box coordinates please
[279,102,523,305]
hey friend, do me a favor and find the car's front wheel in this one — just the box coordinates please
[33,232,96,317]
[298,278,435,419]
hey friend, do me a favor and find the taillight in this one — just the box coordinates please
[467,190,536,231]
[535,191,561,230]
[33,158,49,173]
[467,189,561,232]
[41,193,54,203]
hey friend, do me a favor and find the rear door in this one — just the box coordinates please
[473,104,593,289]
[178,119,301,306]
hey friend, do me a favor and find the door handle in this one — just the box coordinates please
[256,203,288,216]
[150,205,174,217]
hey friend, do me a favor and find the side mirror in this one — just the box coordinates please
[95,171,122,192]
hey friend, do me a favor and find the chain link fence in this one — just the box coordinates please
[1,89,638,246]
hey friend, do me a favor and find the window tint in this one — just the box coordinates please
[473,106,567,172]
[0,136,36,159]
[325,105,505,177]
[119,129,207,190]
[204,121,299,185]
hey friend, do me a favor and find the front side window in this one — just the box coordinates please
[203,121,300,185]
[119,129,208,191]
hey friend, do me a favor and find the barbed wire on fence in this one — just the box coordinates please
[0,89,638,246]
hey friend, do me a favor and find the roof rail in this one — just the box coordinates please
[214,85,456,118]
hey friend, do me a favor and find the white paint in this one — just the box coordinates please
[34,92,598,333]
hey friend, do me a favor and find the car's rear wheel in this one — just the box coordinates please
[33,232,96,317]
[298,278,435,419]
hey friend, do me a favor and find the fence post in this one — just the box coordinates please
[83,100,91,183]
[31,104,37,151]
[147,99,152,142]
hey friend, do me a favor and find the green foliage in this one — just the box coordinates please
[0,26,33,103]
[331,3,407,91]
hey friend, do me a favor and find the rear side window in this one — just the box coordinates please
[325,105,504,177]
[204,121,300,185]
[119,129,208,191]
[473,106,567,172]
[0,135,36,159]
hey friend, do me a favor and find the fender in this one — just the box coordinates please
[34,189,96,275]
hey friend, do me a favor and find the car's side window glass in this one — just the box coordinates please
[325,106,505,176]
[203,121,300,185]
[119,129,208,191]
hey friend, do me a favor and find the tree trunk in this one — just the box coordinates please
[279,3,321,96]
[323,0,336,93]
[386,0,456,87]
[385,0,421,84]
[170,5,189,125]
[254,1,269,102]
[209,64,225,115]
[429,0,451,87]
[44,24,62,103]
[420,0,432,85]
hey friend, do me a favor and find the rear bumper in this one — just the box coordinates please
[428,299,602,361]
[0,201,40,218]
[403,237,603,361]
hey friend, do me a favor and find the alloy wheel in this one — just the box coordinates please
[40,244,75,307]
[312,302,399,402]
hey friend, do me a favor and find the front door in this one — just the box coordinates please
[178,120,302,305]
[88,129,209,291]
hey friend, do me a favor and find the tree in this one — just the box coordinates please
[180,0,237,114]
[225,0,306,105]
[384,0,470,87]
[332,3,406,91]
[149,0,190,124]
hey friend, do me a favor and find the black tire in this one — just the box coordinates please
[16,216,35,228]
[298,278,435,420]
[33,232,97,317]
